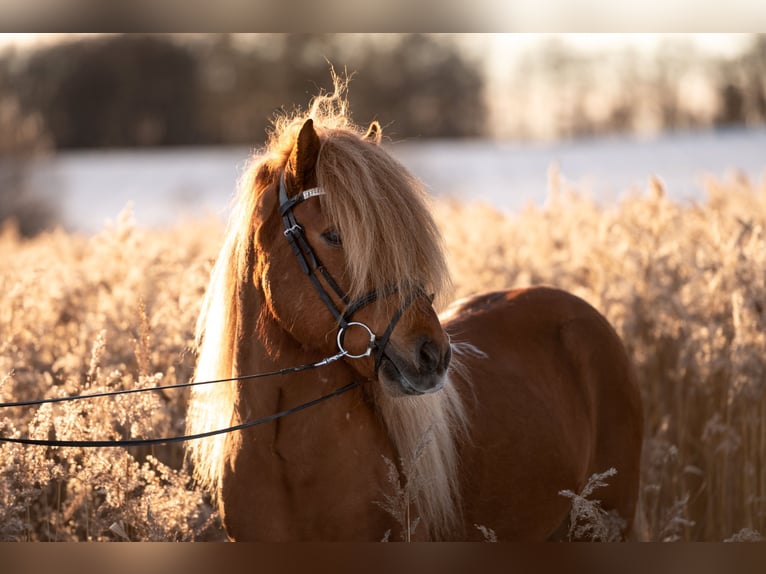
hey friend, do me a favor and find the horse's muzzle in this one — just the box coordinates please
[378,339,451,396]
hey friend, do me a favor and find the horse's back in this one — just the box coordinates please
[443,287,643,540]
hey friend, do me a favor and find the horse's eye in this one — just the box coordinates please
[321,228,342,247]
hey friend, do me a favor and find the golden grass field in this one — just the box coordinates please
[1,169,765,541]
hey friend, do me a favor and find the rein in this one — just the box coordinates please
[0,346,355,410]
[0,351,363,447]
[0,383,361,448]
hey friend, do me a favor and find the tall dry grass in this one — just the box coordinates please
[1,171,765,541]
[436,168,766,542]
[0,208,221,540]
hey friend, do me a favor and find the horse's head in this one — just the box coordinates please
[254,115,452,396]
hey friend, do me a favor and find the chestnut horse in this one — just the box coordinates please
[185,86,643,541]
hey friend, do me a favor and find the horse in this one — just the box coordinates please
[185,84,643,541]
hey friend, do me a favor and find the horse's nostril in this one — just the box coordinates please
[418,339,442,374]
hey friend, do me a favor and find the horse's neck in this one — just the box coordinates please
[234,321,352,421]
[233,298,357,416]
[222,290,400,540]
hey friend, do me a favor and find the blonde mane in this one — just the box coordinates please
[185,78,469,540]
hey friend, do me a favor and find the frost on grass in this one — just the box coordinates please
[474,524,497,542]
[656,494,696,542]
[373,427,432,542]
[559,467,626,542]
[3,175,766,540]
[723,528,765,542]
[0,211,222,541]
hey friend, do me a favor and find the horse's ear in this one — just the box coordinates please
[287,118,321,193]
[363,121,382,145]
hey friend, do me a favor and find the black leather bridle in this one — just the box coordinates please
[278,173,427,371]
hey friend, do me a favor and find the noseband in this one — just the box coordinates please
[278,173,425,370]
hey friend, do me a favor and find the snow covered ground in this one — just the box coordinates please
[28,127,766,234]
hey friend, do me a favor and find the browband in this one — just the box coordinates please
[300,187,324,200]
[279,186,325,215]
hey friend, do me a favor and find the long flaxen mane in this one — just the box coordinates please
[185,79,469,539]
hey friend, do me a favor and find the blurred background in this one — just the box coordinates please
[1,32,765,235]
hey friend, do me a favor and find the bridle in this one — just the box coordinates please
[0,170,432,448]
[278,172,426,371]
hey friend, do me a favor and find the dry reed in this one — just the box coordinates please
[1,170,765,541]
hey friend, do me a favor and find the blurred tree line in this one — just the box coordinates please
[502,35,766,140]
[0,53,57,235]
[1,34,764,151]
[0,34,486,150]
